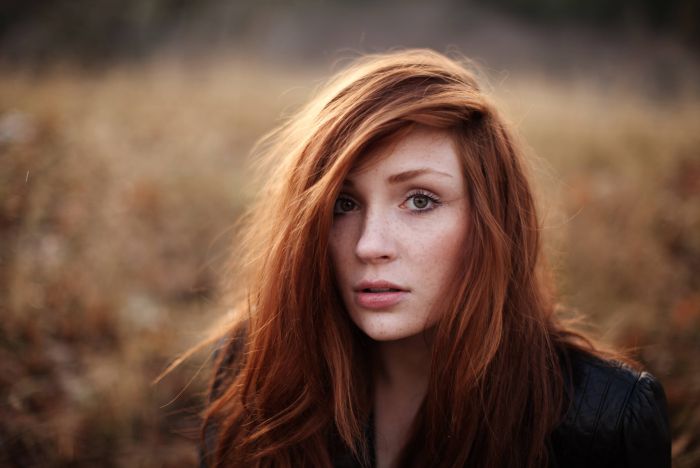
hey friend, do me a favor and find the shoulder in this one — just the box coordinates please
[550,350,671,468]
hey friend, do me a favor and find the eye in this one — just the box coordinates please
[333,196,358,215]
[403,190,441,212]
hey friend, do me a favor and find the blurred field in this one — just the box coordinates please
[1,55,699,467]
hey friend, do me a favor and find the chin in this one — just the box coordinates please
[351,311,431,342]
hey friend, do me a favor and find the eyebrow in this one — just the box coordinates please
[343,168,453,187]
[387,168,453,184]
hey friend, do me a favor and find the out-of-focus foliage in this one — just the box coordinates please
[0,59,310,466]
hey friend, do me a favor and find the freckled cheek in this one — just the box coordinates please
[406,217,466,260]
[403,216,467,288]
[328,227,356,284]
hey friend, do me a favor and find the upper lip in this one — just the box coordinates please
[354,280,408,292]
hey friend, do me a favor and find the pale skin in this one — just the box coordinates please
[329,126,470,467]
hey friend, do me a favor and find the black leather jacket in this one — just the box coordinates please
[202,348,671,467]
[547,352,670,468]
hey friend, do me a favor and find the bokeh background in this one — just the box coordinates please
[1,1,699,466]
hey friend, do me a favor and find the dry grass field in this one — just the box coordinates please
[1,55,699,466]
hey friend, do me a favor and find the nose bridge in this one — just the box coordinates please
[355,204,395,262]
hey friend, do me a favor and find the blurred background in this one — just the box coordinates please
[1,1,698,466]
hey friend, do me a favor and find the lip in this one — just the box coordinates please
[353,280,409,310]
[354,280,408,292]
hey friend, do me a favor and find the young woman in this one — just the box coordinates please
[200,49,670,468]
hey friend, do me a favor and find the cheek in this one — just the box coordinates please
[409,211,468,287]
[413,213,466,260]
[329,225,354,280]
[441,217,468,259]
[411,214,467,328]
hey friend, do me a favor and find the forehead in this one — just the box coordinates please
[349,126,461,179]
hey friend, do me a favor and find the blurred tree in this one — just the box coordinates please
[0,0,697,67]
[0,0,229,64]
[475,0,699,42]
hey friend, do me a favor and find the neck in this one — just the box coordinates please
[371,329,435,468]
[374,328,434,392]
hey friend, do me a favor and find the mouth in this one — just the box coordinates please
[360,287,403,293]
[353,280,409,310]
[354,280,408,293]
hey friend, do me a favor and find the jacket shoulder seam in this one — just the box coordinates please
[613,367,643,436]
[585,360,618,461]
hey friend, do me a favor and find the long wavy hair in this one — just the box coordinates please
[202,49,603,468]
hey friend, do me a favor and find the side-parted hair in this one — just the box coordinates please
[203,49,602,468]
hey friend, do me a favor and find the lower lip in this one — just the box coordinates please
[354,291,408,310]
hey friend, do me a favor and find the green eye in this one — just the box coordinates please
[410,195,430,209]
[405,191,441,212]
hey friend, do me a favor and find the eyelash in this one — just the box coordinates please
[333,189,442,215]
[403,189,442,213]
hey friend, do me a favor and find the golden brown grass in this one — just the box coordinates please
[1,55,698,466]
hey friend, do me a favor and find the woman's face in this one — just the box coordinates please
[329,126,469,341]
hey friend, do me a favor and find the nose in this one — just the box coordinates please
[355,208,397,264]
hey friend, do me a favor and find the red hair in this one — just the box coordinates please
[203,49,602,468]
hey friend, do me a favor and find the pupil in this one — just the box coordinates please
[342,200,353,211]
[414,196,428,209]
